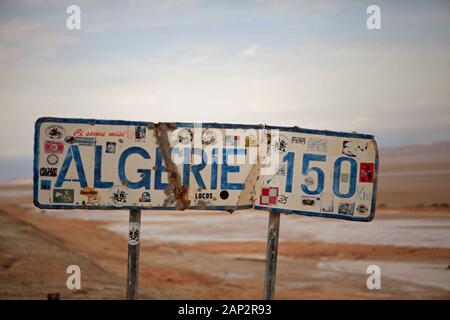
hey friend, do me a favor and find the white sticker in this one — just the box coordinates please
[128,222,140,245]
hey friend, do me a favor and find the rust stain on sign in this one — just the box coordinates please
[153,123,190,210]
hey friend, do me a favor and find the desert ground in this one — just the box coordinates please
[0,146,449,299]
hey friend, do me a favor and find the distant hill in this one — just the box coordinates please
[380,141,450,160]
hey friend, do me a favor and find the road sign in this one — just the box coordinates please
[34,117,378,222]
[254,128,379,222]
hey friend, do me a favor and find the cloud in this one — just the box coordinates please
[240,45,260,57]
[179,46,220,64]
[0,18,79,62]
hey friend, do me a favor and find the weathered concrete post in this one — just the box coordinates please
[126,209,141,300]
[263,210,281,300]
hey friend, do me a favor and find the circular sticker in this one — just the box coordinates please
[109,186,128,206]
[46,154,59,165]
[356,204,369,214]
[177,128,193,145]
[202,129,217,145]
[49,143,60,152]
[45,125,66,140]
[220,190,229,200]
[128,222,140,245]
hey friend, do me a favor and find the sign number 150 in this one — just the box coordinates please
[283,152,358,198]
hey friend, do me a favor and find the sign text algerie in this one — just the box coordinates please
[34,118,378,221]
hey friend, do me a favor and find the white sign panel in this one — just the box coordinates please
[34,118,378,222]
[254,130,378,221]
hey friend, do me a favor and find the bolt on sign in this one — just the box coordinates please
[34,117,378,222]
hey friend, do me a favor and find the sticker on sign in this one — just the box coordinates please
[33,117,378,222]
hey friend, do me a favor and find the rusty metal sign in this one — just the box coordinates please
[33,117,378,221]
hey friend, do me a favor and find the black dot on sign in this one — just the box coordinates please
[220,190,229,200]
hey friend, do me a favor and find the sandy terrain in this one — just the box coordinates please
[377,157,450,206]
[0,153,449,299]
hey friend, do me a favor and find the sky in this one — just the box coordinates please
[0,0,449,180]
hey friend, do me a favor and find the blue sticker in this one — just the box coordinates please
[40,180,51,190]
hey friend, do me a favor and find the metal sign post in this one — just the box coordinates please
[263,211,281,300]
[126,209,141,300]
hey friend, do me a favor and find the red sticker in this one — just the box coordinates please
[359,163,374,183]
[44,141,64,154]
[260,187,278,205]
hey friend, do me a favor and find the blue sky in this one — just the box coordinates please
[0,0,449,180]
